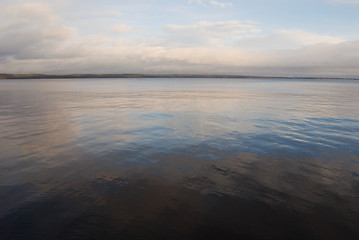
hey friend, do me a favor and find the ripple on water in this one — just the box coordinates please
[0,78,359,239]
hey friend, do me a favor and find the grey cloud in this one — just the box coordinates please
[1,41,359,77]
[251,41,359,76]
[272,41,359,68]
[0,2,76,59]
[238,30,343,50]
[0,3,358,77]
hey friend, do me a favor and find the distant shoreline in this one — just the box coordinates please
[1,73,358,81]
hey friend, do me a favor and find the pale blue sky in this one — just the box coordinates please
[1,0,359,76]
[58,0,359,38]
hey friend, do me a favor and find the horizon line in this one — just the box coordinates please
[1,73,358,81]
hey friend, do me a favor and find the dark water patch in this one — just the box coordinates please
[1,154,359,240]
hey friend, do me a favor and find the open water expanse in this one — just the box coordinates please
[0,78,359,239]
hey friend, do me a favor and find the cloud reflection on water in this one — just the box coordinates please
[0,78,359,239]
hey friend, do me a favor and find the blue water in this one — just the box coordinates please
[0,78,359,239]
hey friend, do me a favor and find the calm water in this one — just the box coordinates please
[1,78,359,239]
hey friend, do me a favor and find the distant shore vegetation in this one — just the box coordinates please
[0,73,358,80]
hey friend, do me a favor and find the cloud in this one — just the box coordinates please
[1,32,358,76]
[260,40,359,76]
[210,1,233,8]
[238,29,343,49]
[187,0,233,7]
[0,2,358,77]
[2,41,358,76]
[187,0,203,5]
[2,38,359,77]
[109,24,134,34]
[163,21,261,46]
[0,2,76,59]
[75,10,122,19]
[331,0,359,4]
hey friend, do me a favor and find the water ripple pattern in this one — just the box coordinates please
[1,78,359,240]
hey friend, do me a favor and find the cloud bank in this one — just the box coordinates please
[0,1,358,77]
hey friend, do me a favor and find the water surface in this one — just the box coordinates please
[1,78,359,239]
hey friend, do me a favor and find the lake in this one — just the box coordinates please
[0,78,359,239]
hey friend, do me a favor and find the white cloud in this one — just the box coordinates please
[109,24,134,34]
[76,10,122,19]
[210,1,233,8]
[238,29,344,50]
[163,21,261,46]
[187,0,203,5]
[187,0,233,7]
[0,2,76,58]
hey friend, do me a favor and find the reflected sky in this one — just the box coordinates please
[0,78,359,239]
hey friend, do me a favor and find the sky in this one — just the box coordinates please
[1,0,359,76]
